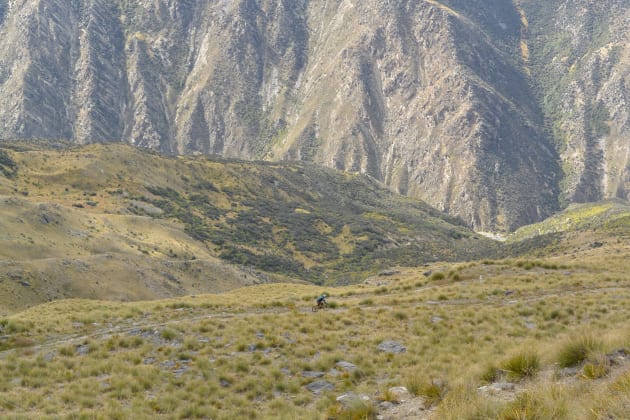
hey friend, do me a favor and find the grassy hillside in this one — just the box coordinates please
[504,200,630,259]
[510,200,630,240]
[0,241,629,419]
[1,141,629,418]
[0,141,497,312]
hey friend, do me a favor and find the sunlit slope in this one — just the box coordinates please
[0,141,497,312]
[1,243,629,419]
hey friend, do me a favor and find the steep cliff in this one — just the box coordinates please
[522,0,630,206]
[0,0,627,231]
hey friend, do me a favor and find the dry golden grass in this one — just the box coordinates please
[0,242,628,418]
[1,142,630,418]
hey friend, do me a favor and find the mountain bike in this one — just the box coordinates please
[312,301,329,312]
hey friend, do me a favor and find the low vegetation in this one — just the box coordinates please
[0,242,628,418]
[0,141,629,418]
[0,141,497,312]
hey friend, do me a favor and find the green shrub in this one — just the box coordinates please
[430,272,445,281]
[394,312,408,321]
[0,149,17,178]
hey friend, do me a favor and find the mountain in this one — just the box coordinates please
[0,140,498,312]
[521,0,630,206]
[0,0,629,231]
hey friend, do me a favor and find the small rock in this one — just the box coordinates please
[336,392,370,408]
[160,360,176,370]
[379,269,399,277]
[18,280,31,287]
[478,382,516,393]
[76,345,89,355]
[378,340,406,354]
[379,401,394,410]
[173,366,190,377]
[336,361,357,372]
[388,386,411,402]
[558,367,580,377]
[301,370,325,378]
[255,332,265,339]
[220,378,231,388]
[430,316,443,324]
[607,348,628,365]
[423,270,432,277]
[491,382,515,391]
[306,380,334,394]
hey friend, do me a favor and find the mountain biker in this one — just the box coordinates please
[316,293,328,308]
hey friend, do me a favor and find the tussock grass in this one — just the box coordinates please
[0,241,629,417]
[414,378,449,407]
[327,399,377,420]
[436,384,502,419]
[556,334,604,368]
[500,385,569,420]
[500,351,541,380]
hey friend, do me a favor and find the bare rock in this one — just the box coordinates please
[306,380,334,394]
[378,340,406,354]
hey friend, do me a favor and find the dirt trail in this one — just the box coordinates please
[2,282,626,360]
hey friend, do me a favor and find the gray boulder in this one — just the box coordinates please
[378,340,407,354]
[301,371,326,378]
[336,361,358,372]
[336,392,370,408]
[306,380,334,394]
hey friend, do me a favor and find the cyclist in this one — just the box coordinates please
[316,293,328,308]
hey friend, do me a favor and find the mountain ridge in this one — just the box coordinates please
[0,0,629,231]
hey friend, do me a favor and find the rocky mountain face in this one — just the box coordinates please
[0,0,628,231]
[521,0,630,206]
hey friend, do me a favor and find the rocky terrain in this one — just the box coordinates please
[0,0,629,231]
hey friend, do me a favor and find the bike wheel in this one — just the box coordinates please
[312,305,318,312]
